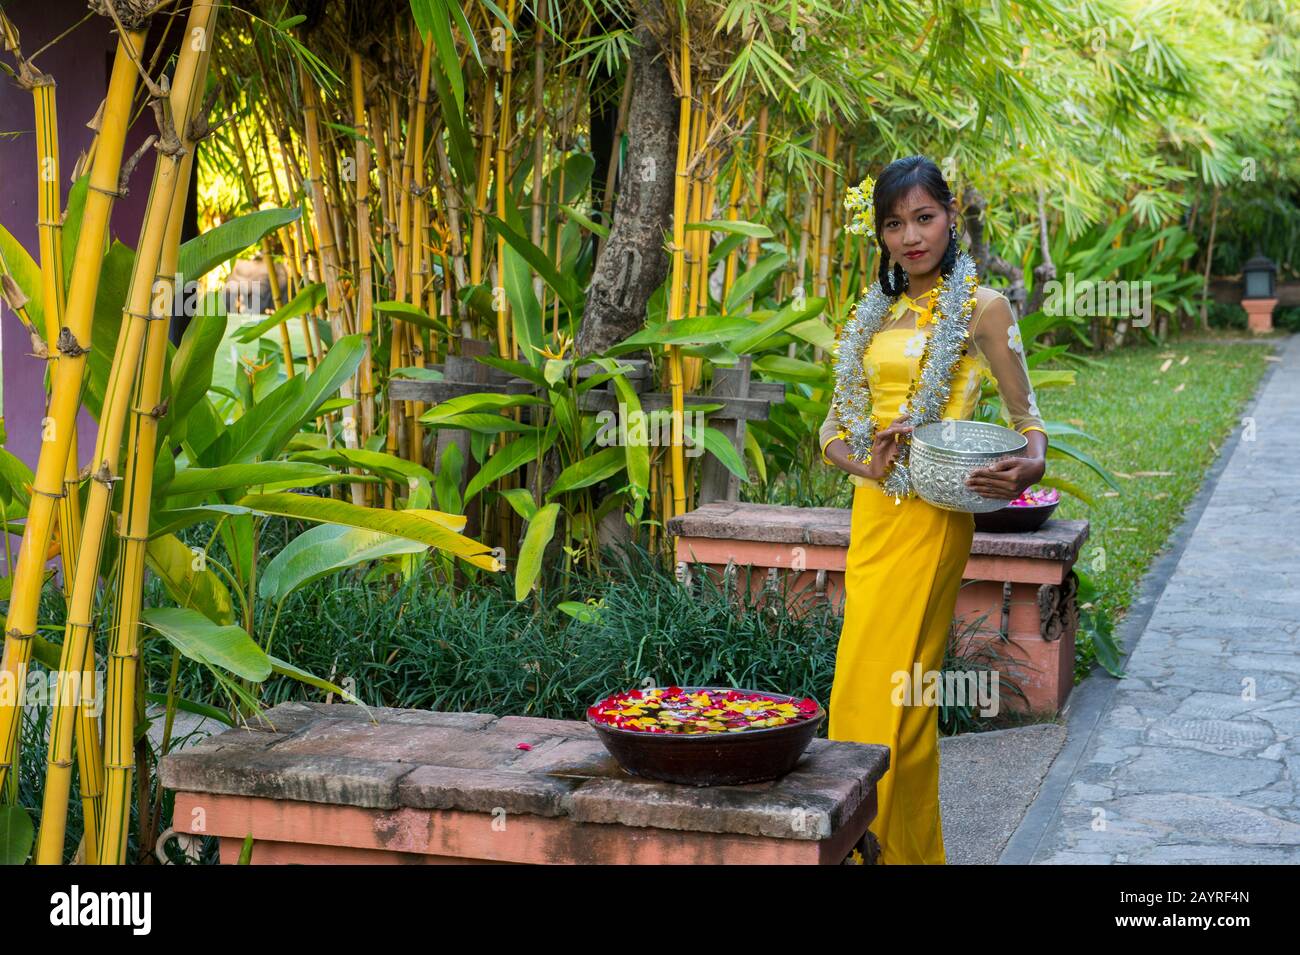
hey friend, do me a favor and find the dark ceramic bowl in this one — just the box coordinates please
[587,686,826,787]
[973,498,1058,533]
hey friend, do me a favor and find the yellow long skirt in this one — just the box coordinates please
[828,480,975,865]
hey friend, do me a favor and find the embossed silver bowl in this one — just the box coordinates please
[908,420,1028,513]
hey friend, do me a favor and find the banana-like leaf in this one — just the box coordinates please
[234,492,499,570]
[609,314,754,355]
[259,522,428,605]
[724,252,787,313]
[515,503,560,601]
[501,243,545,368]
[0,222,44,339]
[177,207,301,284]
[141,607,271,682]
[0,805,34,866]
[420,391,545,422]
[546,446,626,500]
[159,461,337,498]
[701,426,749,480]
[686,219,773,238]
[233,282,324,343]
[267,655,368,710]
[373,300,445,333]
[752,354,831,384]
[145,534,235,626]
[463,426,558,504]
[729,296,826,354]
[483,213,583,317]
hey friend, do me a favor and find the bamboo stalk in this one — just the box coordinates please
[37,3,217,866]
[665,14,691,521]
[0,24,149,797]
[351,53,376,455]
[303,70,367,503]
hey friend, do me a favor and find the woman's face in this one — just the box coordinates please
[878,185,955,279]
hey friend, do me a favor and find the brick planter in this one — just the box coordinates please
[159,702,888,865]
[667,502,1089,715]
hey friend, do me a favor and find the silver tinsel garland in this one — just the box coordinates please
[830,249,980,503]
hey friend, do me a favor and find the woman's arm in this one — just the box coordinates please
[964,293,1049,499]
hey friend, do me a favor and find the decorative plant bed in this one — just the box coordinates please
[159,701,886,865]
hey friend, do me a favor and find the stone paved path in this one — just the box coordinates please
[1001,334,1300,864]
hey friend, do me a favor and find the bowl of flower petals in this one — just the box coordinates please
[586,686,825,786]
[973,484,1060,533]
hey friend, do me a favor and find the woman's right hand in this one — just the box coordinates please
[861,414,913,480]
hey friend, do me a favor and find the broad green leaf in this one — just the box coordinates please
[373,300,445,333]
[159,461,337,497]
[483,213,583,317]
[421,412,540,435]
[546,446,626,500]
[752,354,831,384]
[497,487,538,521]
[0,222,44,340]
[515,503,560,600]
[233,282,324,343]
[724,252,787,313]
[145,534,235,626]
[267,655,368,708]
[686,219,773,238]
[142,607,271,682]
[701,426,748,480]
[234,493,498,570]
[501,243,544,368]
[259,522,428,605]
[178,207,301,284]
[729,295,826,354]
[462,426,558,504]
[0,805,34,866]
[611,314,754,354]
[419,392,545,422]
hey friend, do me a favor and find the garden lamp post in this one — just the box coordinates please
[1241,252,1278,334]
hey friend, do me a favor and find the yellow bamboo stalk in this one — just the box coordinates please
[746,104,769,269]
[229,112,292,374]
[665,14,692,521]
[303,72,367,504]
[409,32,434,466]
[351,54,375,452]
[0,25,148,797]
[495,0,517,360]
[39,3,217,866]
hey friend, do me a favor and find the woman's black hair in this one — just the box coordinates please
[873,155,959,297]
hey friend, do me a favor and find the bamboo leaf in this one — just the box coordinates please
[515,503,560,600]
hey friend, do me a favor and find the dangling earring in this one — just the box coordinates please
[950,221,958,239]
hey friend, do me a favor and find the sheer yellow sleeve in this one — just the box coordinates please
[818,400,848,466]
[971,292,1047,437]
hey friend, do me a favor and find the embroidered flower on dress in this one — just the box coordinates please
[1027,390,1040,417]
[903,331,928,358]
[864,356,880,381]
[898,399,909,415]
[1007,322,1024,355]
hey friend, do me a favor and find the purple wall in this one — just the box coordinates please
[1,1,156,475]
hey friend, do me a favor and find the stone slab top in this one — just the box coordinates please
[667,501,1089,560]
[159,702,888,841]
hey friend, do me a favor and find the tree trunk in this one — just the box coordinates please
[574,23,677,357]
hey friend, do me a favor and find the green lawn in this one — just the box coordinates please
[1045,335,1277,635]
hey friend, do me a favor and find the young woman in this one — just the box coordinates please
[819,156,1049,864]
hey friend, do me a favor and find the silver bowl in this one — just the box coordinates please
[908,420,1028,513]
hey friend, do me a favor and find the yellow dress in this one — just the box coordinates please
[817,284,1047,865]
